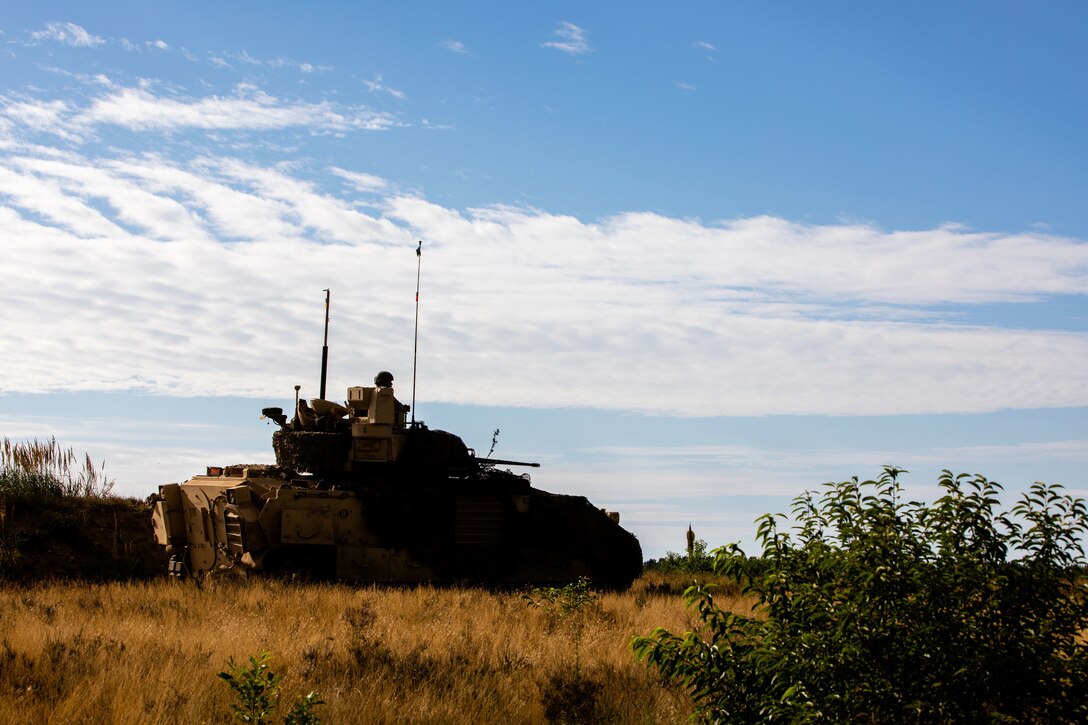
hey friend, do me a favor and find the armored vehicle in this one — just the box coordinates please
[150,372,643,587]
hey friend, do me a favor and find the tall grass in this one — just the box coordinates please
[0,575,754,723]
[0,437,114,501]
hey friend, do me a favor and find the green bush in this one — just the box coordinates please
[218,650,324,724]
[632,468,1088,723]
[524,577,600,620]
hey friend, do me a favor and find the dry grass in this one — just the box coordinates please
[0,437,114,501]
[0,574,757,723]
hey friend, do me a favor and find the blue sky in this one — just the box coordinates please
[1,3,1086,558]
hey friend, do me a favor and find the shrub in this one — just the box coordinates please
[218,650,324,724]
[526,578,606,720]
[632,468,1088,723]
[524,577,600,620]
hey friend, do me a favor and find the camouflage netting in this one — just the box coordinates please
[272,430,350,474]
[399,428,475,473]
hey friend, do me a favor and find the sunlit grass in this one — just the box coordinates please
[0,574,750,723]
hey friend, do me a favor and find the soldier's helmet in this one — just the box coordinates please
[374,371,394,387]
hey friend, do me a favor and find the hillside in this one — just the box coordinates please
[0,496,168,582]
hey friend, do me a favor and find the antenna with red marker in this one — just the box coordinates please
[411,241,422,425]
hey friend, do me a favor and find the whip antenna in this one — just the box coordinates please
[320,288,330,400]
[411,241,422,424]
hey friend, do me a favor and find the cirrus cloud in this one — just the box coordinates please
[543,22,592,55]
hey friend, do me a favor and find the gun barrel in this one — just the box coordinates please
[483,458,540,468]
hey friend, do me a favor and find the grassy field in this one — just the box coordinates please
[0,573,752,723]
[1,437,751,722]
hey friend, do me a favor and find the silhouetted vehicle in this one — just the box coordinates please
[151,372,642,587]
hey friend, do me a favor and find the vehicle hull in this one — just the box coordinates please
[152,465,643,588]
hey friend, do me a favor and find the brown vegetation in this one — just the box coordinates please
[0,574,754,723]
[1,437,114,500]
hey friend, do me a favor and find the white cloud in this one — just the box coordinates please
[207,156,405,241]
[1,97,79,140]
[0,158,136,237]
[67,84,397,134]
[362,74,407,100]
[693,40,717,62]
[120,38,170,52]
[421,118,454,131]
[542,22,592,55]
[10,154,211,241]
[30,22,105,48]
[330,167,390,192]
[438,39,468,54]
[268,57,332,73]
[1,144,1086,418]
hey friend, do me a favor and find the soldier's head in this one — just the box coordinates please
[374,371,394,388]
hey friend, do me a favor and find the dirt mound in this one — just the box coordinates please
[0,496,168,582]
